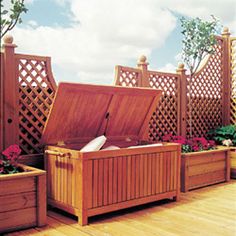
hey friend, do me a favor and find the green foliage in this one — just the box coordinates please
[180,16,220,75]
[0,0,28,39]
[208,125,236,146]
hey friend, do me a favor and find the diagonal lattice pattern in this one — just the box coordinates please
[148,72,179,140]
[186,39,224,138]
[230,38,236,124]
[115,66,141,87]
[17,57,56,154]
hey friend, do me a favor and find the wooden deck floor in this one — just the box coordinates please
[5,180,236,236]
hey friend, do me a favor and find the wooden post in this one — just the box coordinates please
[137,55,150,87]
[176,63,187,138]
[0,52,4,151]
[221,27,231,125]
[2,35,19,149]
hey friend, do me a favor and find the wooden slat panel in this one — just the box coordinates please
[103,159,109,206]
[108,158,113,205]
[135,155,140,198]
[0,207,37,233]
[122,156,127,201]
[189,170,226,189]
[92,159,98,208]
[151,153,156,195]
[0,177,35,196]
[98,159,104,207]
[139,154,144,198]
[187,152,226,165]
[127,156,132,201]
[87,160,93,209]
[117,157,123,202]
[159,153,163,193]
[155,153,160,194]
[147,154,152,196]
[0,192,36,213]
[71,158,76,208]
[143,154,148,196]
[131,155,136,199]
[189,161,226,176]
[112,157,118,204]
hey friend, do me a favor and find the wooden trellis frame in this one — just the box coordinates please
[114,29,235,140]
[0,36,57,154]
[230,37,236,124]
[0,29,235,154]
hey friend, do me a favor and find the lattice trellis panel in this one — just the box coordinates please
[186,39,224,138]
[115,66,141,87]
[230,38,236,124]
[148,72,179,141]
[16,56,57,154]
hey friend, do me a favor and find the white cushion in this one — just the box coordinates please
[102,145,120,150]
[80,135,107,152]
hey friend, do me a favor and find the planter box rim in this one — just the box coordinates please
[181,146,229,157]
[0,164,45,180]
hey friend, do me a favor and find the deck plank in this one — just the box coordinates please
[5,180,236,236]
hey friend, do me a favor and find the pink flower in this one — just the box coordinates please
[193,145,199,152]
[2,144,21,160]
[163,134,172,142]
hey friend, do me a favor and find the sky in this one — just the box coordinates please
[3,0,236,84]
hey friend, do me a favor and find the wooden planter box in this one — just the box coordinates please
[43,83,181,225]
[230,147,236,178]
[0,165,46,234]
[181,147,230,192]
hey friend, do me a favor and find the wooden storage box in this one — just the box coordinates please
[43,83,181,225]
[0,165,46,233]
[181,147,230,192]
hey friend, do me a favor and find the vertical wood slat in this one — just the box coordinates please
[98,159,104,207]
[108,158,113,205]
[122,157,127,201]
[131,155,136,199]
[117,157,123,202]
[112,158,118,204]
[93,160,98,208]
[103,158,109,206]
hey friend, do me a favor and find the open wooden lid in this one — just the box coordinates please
[42,83,162,145]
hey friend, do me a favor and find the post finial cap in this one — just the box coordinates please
[222,27,230,36]
[3,35,14,44]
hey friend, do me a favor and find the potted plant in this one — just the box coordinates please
[208,125,236,178]
[180,16,220,137]
[163,135,230,192]
[0,145,46,233]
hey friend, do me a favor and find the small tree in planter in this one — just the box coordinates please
[180,16,220,138]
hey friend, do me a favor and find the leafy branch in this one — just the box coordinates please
[0,0,28,39]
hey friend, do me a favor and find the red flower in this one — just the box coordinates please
[2,144,21,160]
[163,134,172,142]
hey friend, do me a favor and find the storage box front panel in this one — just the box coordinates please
[86,151,178,210]
[47,150,179,212]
